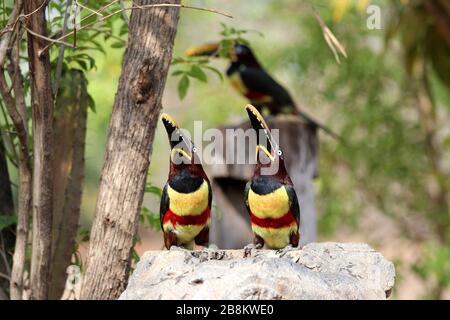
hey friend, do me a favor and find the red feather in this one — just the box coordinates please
[250,210,297,229]
[163,207,210,228]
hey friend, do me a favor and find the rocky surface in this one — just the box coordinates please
[119,242,395,300]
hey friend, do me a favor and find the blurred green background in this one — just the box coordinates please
[78,0,449,299]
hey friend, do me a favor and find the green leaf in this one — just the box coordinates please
[188,65,207,82]
[203,66,224,81]
[178,75,190,99]
[171,70,185,77]
[76,59,88,71]
[145,184,162,197]
[77,228,90,243]
[171,57,184,65]
[0,215,16,231]
[111,42,126,49]
[87,94,96,113]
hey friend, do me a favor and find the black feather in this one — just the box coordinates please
[159,184,169,230]
[285,184,300,227]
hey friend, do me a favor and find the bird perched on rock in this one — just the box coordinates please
[244,104,300,252]
[186,42,341,140]
[160,113,212,250]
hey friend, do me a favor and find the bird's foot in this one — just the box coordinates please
[276,244,298,258]
[243,243,262,258]
[205,243,219,251]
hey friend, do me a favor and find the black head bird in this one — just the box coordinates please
[186,42,342,140]
[160,113,212,250]
[186,43,296,116]
[243,104,300,250]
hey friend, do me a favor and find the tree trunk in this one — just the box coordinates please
[81,0,180,300]
[0,0,31,300]
[48,70,88,300]
[0,134,14,298]
[25,0,54,300]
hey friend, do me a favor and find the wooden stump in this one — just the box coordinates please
[204,116,319,249]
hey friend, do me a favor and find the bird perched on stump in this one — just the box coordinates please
[160,113,212,250]
[244,104,300,253]
[186,42,341,140]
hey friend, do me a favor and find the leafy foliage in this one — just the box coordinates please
[0,215,16,232]
[170,23,264,99]
[171,56,222,99]
[140,182,163,232]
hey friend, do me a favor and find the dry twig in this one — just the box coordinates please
[39,1,232,55]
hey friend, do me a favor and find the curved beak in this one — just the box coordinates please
[161,113,193,162]
[185,43,220,57]
[245,104,278,162]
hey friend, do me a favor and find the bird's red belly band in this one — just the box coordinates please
[163,207,210,227]
[250,210,297,228]
[245,90,269,101]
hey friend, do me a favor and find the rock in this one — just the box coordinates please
[119,242,395,300]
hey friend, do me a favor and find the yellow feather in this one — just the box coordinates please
[163,219,210,244]
[252,224,297,249]
[167,180,209,216]
[248,186,290,219]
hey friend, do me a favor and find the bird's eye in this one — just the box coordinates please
[277,150,282,156]
[235,45,246,54]
[192,146,197,153]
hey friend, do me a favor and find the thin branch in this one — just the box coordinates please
[313,11,347,64]
[73,0,119,26]
[40,2,232,55]
[53,0,73,97]
[75,0,104,17]
[84,27,127,43]
[21,0,47,19]
[119,0,130,25]
[0,0,23,67]
[132,2,232,18]
[0,100,19,167]
[0,233,11,276]
[25,26,75,50]
[0,272,10,281]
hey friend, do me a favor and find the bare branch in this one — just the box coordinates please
[40,2,232,54]
[75,0,104,17]
[0,0,23,67]
[0,272,10,281]
[25,27,75,53]
[119,0,130,25]
[0,233,11,276]
[84,27,127,43]
[53,0,73,97]
[0,18,32,299]
[313,12,347,64]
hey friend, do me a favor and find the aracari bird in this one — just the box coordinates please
[186,42,341,140]
[160,113,212,250]
[244,104,300,251]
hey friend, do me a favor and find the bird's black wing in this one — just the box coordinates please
[285,185,300,227]
[244,181,252,216]
[159,183,170,231]
[207,180,212,209]
[241,67,343,141]
[239,67,295,107]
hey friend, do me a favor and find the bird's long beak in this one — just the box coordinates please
[185,43,220,57]
[161,113,192,162]
[245,104,277,162]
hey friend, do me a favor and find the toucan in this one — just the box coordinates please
[160,113,212,250]
[244,104,300,251]
[186,42,341,140]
